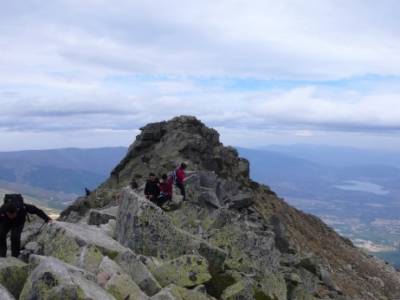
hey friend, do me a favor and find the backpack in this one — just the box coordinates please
[3,194,25,210]
[169,168,178,185]
[3,194,30,221]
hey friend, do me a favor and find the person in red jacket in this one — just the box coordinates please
[175,163,187,201]
[158,174,173,207]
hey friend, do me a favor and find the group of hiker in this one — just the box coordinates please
[0,162,188,259]
[144,163,187,208]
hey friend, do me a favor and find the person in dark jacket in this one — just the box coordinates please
[175,163,187,201]
[0,200,52,257]
[158,174,173,207]
[144,173,160,203]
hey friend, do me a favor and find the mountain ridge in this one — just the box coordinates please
[1,116,399,300]
[60,116,400,299]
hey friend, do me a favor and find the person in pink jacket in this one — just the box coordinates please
[175,163,187,201]
[158,174,173,207]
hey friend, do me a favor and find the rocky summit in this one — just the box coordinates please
[2,116,400,300]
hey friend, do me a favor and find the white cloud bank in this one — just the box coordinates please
[0,0,399,150]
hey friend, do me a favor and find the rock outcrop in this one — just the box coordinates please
[2,116,399,300]
[20,255,116,300]
[60,116,255,221]
[0,257,29,299]
[0,283,15,300]
[115,189,227,272]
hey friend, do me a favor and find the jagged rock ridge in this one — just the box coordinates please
[1,116,400,300]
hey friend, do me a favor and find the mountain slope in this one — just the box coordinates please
[237,147,400,268]
[58,116,400,300]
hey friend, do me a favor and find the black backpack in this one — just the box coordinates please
[3,194,32,223]
[3,194,25,210]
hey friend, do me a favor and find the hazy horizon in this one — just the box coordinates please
[1,140,399,153]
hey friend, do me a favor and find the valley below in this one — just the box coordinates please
[285,194,400,269]
[239,145,400,269]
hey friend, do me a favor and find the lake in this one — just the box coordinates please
[334,180,389,196]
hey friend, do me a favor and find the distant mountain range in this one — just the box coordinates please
[238,146,400,225]
[238,146,400,203]
[262,144,400,168]
[1,144,398,209]
[0,147,127,208]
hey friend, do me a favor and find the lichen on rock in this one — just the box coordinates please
[0,257,29,299]
[36,221,127,266]
[115,189,226,271]
[77,245,104,274]
[153,255,212,288]
[115,250,162,296]
[96,256,149,299]
[19,255,115,300]
[151,284,215,300]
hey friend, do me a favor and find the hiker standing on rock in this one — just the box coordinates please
[175,163,187,201]
[0,194,52,258]
[158,174,173,207]
[144,172,160,204]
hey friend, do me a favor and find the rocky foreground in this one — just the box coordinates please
[1,116,400,300]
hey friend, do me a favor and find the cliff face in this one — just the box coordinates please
[3,116,399,300]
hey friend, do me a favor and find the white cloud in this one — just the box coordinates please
[1,80,399,134]
[1,0,400,80]
[0,0,400,150]
[252,87,400,130]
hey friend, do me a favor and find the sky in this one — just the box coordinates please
[1,0,400,151]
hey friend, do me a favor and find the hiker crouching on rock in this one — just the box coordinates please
[144,172,160,204]
[175,163,187,201]
[158,174,173,207]
[0,194,52,258]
